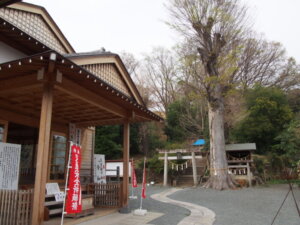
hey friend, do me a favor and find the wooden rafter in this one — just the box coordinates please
[55,77,129,119]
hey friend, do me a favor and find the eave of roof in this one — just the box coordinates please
[0,17,51,54]
[0,50,163,123]
[65,50,146,106]
[225,143,256,152]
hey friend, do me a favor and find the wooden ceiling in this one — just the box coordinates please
[0,51,162,131]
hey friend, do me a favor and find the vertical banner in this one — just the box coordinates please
[66,144,82,214]
[141,158,147,199]
[131,160,137,188]
[0,143,21,190]
[93,154,106,184]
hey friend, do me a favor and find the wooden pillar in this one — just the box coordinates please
[247,162,252,187]
[122,122,130,207]
[192,152,198,186]
[163,152,168,186]
[31,84,53,225]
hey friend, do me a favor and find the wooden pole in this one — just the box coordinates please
[31,83,53,225]
[192,152,198,186]
[122,122,130,207]
[163,152,168,187]
[247,162,252,187]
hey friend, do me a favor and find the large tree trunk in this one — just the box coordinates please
[203,86,236,190]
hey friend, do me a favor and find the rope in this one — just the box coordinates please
[270,187,291,225]
[289,183,300,217]
[270,180,300,225]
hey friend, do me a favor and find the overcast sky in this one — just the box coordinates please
[24,0,300,61]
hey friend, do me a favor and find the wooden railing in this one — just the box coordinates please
[0,189,33,225]
[86,183,122,208]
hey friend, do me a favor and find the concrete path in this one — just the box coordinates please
[77,211,163,225]
[151,188,216,225]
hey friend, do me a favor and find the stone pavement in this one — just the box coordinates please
[77,211,163,225]
[151,188,215,225]
[76,187,215,225]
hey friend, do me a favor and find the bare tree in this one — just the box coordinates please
[272,57,300,91]
[120,51,140,78]
[142,47,178,113]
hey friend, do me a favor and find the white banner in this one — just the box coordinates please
[0,143,21,190]
[93,154,106,184]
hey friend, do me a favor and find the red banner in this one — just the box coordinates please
[131,161,138,188]
[141,159,147,199]
[66,145,82,214]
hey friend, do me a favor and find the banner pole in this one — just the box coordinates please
[131,158,134,197]
[60,141,73,225]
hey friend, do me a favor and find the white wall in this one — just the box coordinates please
[0,41,27,63]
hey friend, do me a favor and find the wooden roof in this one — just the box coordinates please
[1,2,74,53]
[0,51,162,131]
[225,143,256,152]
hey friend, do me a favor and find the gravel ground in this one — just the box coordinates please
[168,184,300,225]
[126,186,190,225]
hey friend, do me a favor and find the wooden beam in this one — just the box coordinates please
[159,156,203,160]
[122,122,130,207]
[31,84,53,225]
[55,78,129,118]
[0,73,42,94]
[0,107,67,133]
[157,148,202,154]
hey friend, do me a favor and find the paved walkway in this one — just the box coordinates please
[77,211,163,225]
[151,188,216,225]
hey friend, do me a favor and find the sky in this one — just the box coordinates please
[24,0,300,61]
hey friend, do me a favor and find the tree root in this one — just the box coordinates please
[203,174,237,190]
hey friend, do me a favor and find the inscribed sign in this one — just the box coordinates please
[93,154,106,184]
[66,144,82,214]
[69,123,81,145]
[0,143,21,190]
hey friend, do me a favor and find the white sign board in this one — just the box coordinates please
[94,154,106,184]
[106,161,132,177]
[0,143,21,190]
[54,192,65,202]
[46,182,60,195]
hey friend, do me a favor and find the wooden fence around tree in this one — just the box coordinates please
[87,183,122,208]
[0,189,33,225]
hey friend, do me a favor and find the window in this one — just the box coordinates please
[49,133,67,181]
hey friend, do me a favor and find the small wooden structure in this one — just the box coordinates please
[226,143,256,186]
[0,2,162,225]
